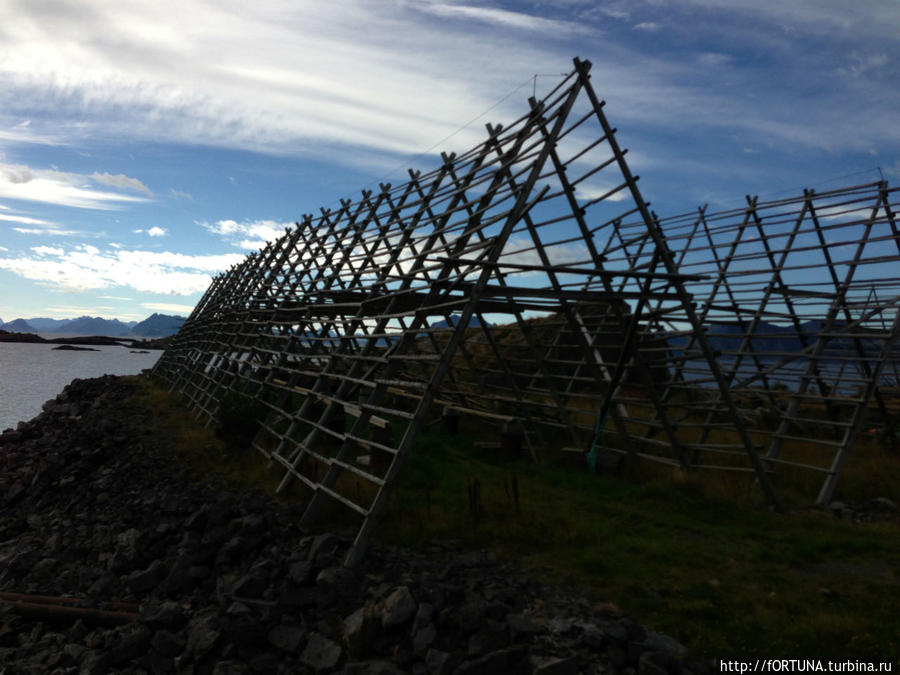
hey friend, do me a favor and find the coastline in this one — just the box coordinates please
[0,374,703,674]
[0,329,170,350]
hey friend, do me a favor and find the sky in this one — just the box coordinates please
[0,0,898,323]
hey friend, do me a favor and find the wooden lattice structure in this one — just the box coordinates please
[154,58,900,566]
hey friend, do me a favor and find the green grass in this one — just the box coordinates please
[377,424,900,661]
[128,376,900,662]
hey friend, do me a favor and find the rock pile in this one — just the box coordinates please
[826,497,899,524]
[0,375,709,674]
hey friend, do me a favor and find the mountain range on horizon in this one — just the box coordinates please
[0,313,186,338]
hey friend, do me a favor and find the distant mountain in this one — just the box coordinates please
[130,313,186,337]
[0,313,185,337]
[431,315,493,330]
[669,320,889,358]
[54,316,136,336]
[26,317,74,332]
[0,318,37,333]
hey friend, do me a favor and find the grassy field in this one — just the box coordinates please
[130,375,900,662]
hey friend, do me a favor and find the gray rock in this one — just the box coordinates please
[507,613,540,640]
[63,642,87,664]
[869,497,898,512]
[412,602,434,633]
[268,622,307,653]
[413,623,437,655]
[226,601,253,617]
[185,611,221,661]
[213,659,252,674]
[340,660,407,675]
[343,604,379,659]
[140,602,188,631]
[581,624,606,650]
[289,559,315,586]
[466,620,508,656]
[426,648,455,675]
[301,632,342,671]
[453,645,528,675]
[124,559,167,593]
[380,586,417,629]
[308,533,341,564]
[79,650,109,675]
[107,624,151,666]
[161,553,194,594]
[151,629,184,658]
[233,571,268,599]
[641,631,687,661]
[639,651,669,675]
[115,527,143,561]
[533,656,579,675]
[249,653,281,673]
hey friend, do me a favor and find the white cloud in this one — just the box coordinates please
[147,226,167,237]
[13,226,82,236]
[0,1,569,161]
[0,120,60,146]
[0,162,151,210]
[43,306,121,319]
[500,235,590,271]
[698,52,734,66]
[413,4,594,35]
[633,22,659,31]
[142,301,194,314]
[0,0,897,192]
[31,245,64,256]
[0,244,243,294]
[573,181,630,203]
[168,188,193,200]
[203,219,290,248]
[0,212,56,225]
[90,172,152,195]
[0,245,8,252]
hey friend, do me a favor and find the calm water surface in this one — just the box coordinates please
[0,342,161,430]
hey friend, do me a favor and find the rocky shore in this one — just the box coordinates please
[0,375,710,675]
[0,329,168,350]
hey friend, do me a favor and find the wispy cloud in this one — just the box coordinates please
[0,119,60,146]
[0,162,151,210]
[142,301,194,314]
[202,218,290,249]
[42,306,122,319]
[90,172,152,195]
[0,1,567,161]
[31,245,64,256]
[413,3,594,35]
[0,0,897,215]
[0,212,56,226]
[13,226,83,236]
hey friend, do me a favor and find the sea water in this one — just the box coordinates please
[0,342,161,430]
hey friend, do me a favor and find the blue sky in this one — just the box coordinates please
[0,0,898,322]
